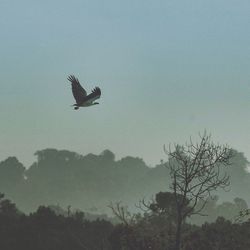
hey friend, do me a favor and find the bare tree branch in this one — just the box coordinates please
[108,202,135,226]
[164,131,234,250]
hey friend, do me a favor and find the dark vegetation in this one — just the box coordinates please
[0,192,250,250]
[1,134,250,249]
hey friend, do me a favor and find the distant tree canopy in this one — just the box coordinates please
[0,147,249,215]
[101,149,115,162]
[0,157,25,184]
[191,195,249,225]
[0,157,25,203]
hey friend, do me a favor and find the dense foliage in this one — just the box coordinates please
[0,193,250,250]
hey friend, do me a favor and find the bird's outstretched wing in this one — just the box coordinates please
[85,87,101,103]
[67,75,87,104]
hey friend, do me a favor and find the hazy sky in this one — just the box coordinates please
[0,0,249,167]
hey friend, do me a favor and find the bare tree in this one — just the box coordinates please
[164,132,233,250]
[235,209,250,223]
[108,202,135,226]
[108,202,139,250]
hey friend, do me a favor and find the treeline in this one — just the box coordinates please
[0,148,250,214]
[0,193,250,250]
[189,195,248,225]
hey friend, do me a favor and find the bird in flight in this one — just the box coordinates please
[67,75,101,110]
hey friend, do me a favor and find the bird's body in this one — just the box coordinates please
[67,75,101,110]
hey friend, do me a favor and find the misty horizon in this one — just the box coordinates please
[1,143,249,171]
[1,1,250,171]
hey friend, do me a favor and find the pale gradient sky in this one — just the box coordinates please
[0,0,250,167]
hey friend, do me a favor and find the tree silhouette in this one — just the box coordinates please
[164,132,234,250]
